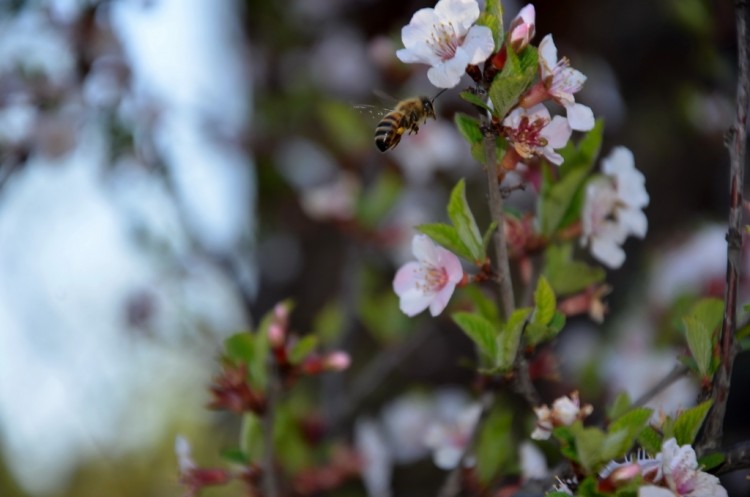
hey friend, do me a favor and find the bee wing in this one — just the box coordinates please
[353,104,391,122]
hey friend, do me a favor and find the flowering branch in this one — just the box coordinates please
[262,357,280,497]
[697,0,749,454]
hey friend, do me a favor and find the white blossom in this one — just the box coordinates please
[396,0,494,88]
[502,104,572,165]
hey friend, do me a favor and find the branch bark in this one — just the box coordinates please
[262,359,279,497]
[697,0,749,454]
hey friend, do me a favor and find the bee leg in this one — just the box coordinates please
[411,125,419,134]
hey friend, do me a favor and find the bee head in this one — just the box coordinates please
[421,96,437,119]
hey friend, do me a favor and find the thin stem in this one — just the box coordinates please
[262,359,279,497]
[484,136,515,318]
[631,364,689,409]
[697,0,749,454]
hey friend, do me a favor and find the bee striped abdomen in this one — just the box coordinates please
[375,111,405,152]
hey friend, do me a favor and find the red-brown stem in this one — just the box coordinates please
[697,0,749,454]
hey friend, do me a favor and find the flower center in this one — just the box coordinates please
[416,264,449,293]
[427,21,461,61]
[504,115,549,158]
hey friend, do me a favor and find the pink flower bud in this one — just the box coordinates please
[324,352,351,371]
[274,302,289,323]
[268,323,285,347]
[509,4,536,53]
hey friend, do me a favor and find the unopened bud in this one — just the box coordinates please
[508,4,536,53]
[268,323,286,347]
[324,351,351,371]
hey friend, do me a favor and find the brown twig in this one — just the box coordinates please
[697,0,749,454]
[631,364,690,409]
[713,438,750,475]
[262,359,280,497]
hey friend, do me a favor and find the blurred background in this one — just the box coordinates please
[0,0,747,496]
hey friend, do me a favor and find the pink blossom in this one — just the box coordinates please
[324,351,352,371]
[393,234,463,317]
[537,34,594,131]
[502,104,572,166]
[508,4,536,53]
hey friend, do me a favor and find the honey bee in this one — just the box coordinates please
[373,89,446,152]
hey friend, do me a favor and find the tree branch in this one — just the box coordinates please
[713,438,750,475]
[262,359,280,497]
[631,364,690,409]
[697,0,749,453]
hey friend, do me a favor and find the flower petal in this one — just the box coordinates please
[427,49,469,88]
[411,234,441,264]
[436,246,464,283]
[462,25,494,64]
[565,102,595,131]
[393,261,423,295]
[429,282,457,316]
[618,207,648,238]
[541,115,572,149]
[399,290,434,317]
[434,0,480,33]
[638,486,675,497]
[591,236,626,268]
[538,34,558,80]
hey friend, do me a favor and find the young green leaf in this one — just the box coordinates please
[488,46,538,120]
[683,316,712,377]
[673,400,713,445]
[533,276,556,326]
[574,425,607,473]
[698,452,726,471]
[496,307,531,370]
[417,223,473,261]
[544,243,606,296]
[225,332,255,364]
[459,91,493,113]
[288,335,319,364]
[453,312,499,362]
[476,409,513,483]
[478,0,504,47]
[687,298,724,333]
[462,285,501,326]
[447,179,485,262]
[606,408,653,458]
[240,412,263,459]
[607,392,632,420]
[638,426,663,455]
[455,112,484,145]
[482,221,498,252]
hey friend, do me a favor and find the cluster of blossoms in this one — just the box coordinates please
[580,147,650,269]
[597,439,727,497]
[530,391,593,440]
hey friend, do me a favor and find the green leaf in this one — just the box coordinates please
[574,425,607,473]
[673,400,713,445]
[482,221,497,252]
[459,91,493,113]
[476,409,513,483]
[548,311,566,333]
[524,322,554,347]
[688,298,724,332]
[478,0,503,47]
[538,120,604,235]
[683,316,712,376]
[638,426,663,455]
[221,447,249,465]
[606,408,653,459]
[356,171,401,228]
[607,392,632,420]
[225,332,255,364]
[496,307,531,370]
[417,223,474,261]
[240,412,263,459]
[488,46,538,119]
[454,112,484,145]
[453,312,498,362]
[447,179,485,262]
[462,285,501,326]
[289,335,319,364]
[312,301,344,345]
[250,311,273,390]
[532,276,556,326]
[601,429,630,463]
[544,243,606,296]
[698,452,726,471]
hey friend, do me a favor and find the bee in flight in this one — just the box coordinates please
[373,89,447,152]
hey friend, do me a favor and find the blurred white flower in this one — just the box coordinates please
[299,172,360,222]
[0,98,36,146]
[396,0,494,88]
[581,146,648,269]
[531,391,592,440]
[393,234,464,317]
[520,441,548,481]
[424,402,481,469]
[0,10,75,83]
[355,419,393,497]
[380,393,434,463]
